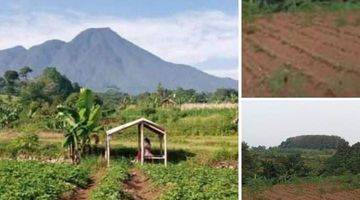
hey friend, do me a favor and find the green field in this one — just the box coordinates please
[0,104,238,200]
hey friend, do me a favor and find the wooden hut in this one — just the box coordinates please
[105,118,167,166]
[161,98,177,108]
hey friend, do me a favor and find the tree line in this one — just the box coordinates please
[279,135,347,149]
[242,139,360,185]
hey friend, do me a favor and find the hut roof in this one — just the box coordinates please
[106,118,165,136]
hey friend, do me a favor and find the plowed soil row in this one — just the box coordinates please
[243,183,360,200]
[243,11,360,97]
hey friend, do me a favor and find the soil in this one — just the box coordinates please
[244,183,360,200]
[63,169,104,200]
[123,169,162,200]
[243,11,360,97]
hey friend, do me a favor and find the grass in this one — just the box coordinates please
[267,64,307,97]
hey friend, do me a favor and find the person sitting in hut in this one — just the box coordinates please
[135,137,153,161]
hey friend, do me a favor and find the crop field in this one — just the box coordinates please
[0,133,238,200]
[0,104,238,200]
[243,11,360,97]
[0,160,90,199]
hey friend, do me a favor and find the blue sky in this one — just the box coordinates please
[243,100,360,147]
[0,0,238,79]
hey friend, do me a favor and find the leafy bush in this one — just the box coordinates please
[0,100,22,128]
[0,160,90,199]
[90,159,131,200]
[142,164,238,200]
[8,133,40,157]
[325,142,360,175]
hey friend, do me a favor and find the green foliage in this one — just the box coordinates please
[20,67,75,103]
[57,88,102,164]
[117,107,237,136]
[243,0,360,22]
[0,160,90,200]
[242,142,258,183]
[0,100,22,128]
[8,133,39,157]
[325,142,360,175]
[90,160,131,200]
[142,164,238,200]
[261,153,309,182]
[4,70,19,84]
[279,135,347,150]
[267,64,307,96]
[211,147,238,163]
[19,66,33,80]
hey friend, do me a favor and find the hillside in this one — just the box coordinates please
[279,135,347,149]
[0,28,237,94]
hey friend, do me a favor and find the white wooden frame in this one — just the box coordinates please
[105,118,167,167]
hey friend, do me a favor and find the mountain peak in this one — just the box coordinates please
[0,27,237,93]
[70,27,121,45]
[0,45,26,53]
[76,27,117,37]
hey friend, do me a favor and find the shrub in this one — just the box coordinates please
[8,133,40,158]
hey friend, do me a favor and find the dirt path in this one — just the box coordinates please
[68,169,104,200]
[123,169,161,200]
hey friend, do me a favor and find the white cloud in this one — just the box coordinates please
[0,10,238,78]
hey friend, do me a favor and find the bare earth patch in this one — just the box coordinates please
[63,169,104,200]
[244,183,360,200]
[243,11,360,97]
[123,169,162,200]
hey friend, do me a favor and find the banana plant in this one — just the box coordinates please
[57,88,102,164]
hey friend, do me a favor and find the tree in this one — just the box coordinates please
[279,135,347,150]
[57,88,102,164]
[41,67,74,97]
[3,70,20,96]
[20,81,47,103]
[19,66,33,81]
[157,83,165,100]
[0,77,5,92]
[242,142,258,183]
[4,70,19,84]
[211,88,238,103]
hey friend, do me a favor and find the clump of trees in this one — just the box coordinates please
[325,141,360,175]
[242,142,309,184]
[279,135,347,150]
[243,137,360,186]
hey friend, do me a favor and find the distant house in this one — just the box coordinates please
[161,97,177,108]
